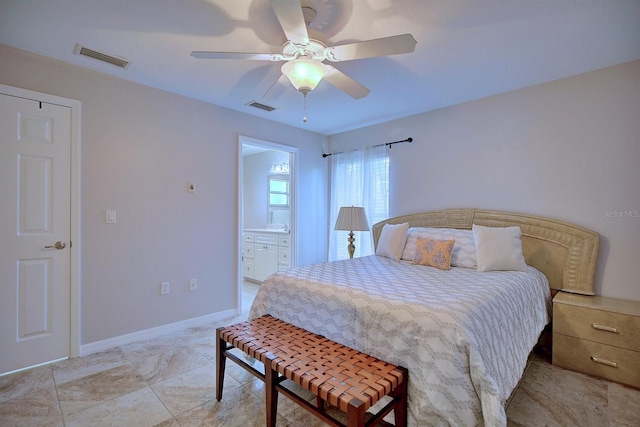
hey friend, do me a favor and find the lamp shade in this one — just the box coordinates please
[334,206,370,231]
[281,59,328,94]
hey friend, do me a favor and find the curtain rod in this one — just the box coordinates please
[322,137,413,158]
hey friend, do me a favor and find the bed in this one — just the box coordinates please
[249,209,599,426]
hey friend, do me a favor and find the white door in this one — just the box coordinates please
[0,93,71,374]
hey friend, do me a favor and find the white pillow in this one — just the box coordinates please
[402,227,477,268]
[472,224,528,272]
[376,222,409,261]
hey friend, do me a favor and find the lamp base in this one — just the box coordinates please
[347,231,355,259]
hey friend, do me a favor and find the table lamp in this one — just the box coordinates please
[334,206,370,259]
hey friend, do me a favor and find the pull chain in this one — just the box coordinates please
[302,93,308,123]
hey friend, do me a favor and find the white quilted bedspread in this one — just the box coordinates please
[249,255,551,426]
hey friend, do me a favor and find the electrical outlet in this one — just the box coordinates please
[161,282,170,295]
[189,279,197,291]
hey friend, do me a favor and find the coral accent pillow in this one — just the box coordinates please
[402,227,477,268]
[412,237,455,270]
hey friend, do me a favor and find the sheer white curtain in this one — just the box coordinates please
[329,145,389,261]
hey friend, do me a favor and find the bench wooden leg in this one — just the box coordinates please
[265,363,278,427]
[393,367,409,427]
[346,398,365,427]
[215,328,226,401]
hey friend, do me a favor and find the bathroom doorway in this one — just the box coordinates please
[238,135,297,314]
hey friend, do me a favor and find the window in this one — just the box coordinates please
[268,176,289,207]
[329,146,389,261]
[268,175,290,227]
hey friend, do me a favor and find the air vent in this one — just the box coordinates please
[246,101,276,112]
[73,44,130,69]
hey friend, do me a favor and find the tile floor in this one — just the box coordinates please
[1,281,639,427]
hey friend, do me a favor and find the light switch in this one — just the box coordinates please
[106,210,117,224]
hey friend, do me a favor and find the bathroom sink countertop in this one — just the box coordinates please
[244,228,289,234]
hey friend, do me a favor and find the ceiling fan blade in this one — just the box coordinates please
[191,51,283,61]
[325,34,417,62]
[323,65,370,99]
[270,0,309,46]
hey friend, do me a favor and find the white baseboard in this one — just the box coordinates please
[79,308,238,357]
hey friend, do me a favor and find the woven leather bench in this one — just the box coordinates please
[216,315,408,427]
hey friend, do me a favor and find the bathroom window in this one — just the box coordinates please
[268,175,290,226]
[268,176,289,207]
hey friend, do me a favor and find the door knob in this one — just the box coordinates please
[44,241,66,250]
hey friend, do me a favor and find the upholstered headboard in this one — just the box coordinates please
[372,209,599,295]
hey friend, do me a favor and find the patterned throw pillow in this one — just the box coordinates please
[401,227,477,268]
[412,237,455,270]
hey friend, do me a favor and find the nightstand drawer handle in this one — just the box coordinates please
[591,324,619,334]
[590,356,618,368]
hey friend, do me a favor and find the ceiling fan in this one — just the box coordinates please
[191,0,417,108]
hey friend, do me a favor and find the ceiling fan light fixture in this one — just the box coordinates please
[281,58,327,94]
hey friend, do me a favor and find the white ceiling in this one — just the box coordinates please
[1,0,639,135]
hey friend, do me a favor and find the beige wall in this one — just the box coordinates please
[329,60,640,301]
[0,44,329,344]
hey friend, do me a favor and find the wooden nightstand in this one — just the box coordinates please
[552,292,640,389]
